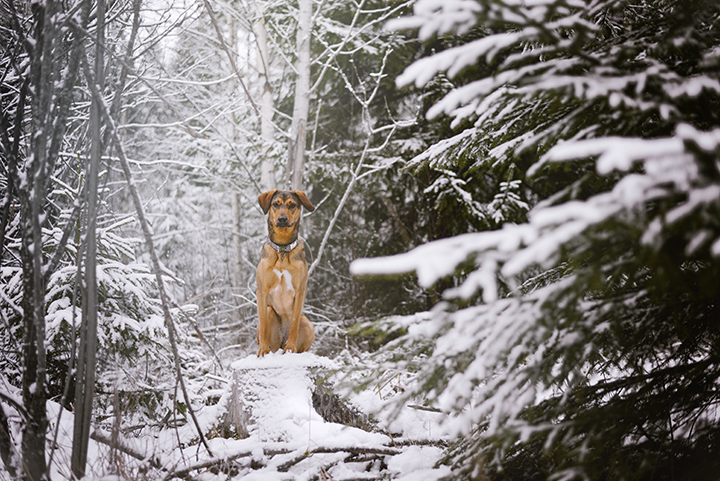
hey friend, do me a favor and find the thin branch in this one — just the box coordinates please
[171,301,225,375]
[102,0,142,150]
[308,126,376,278]
[163,448,291,481]
[0,72,29,264]
[42,176,87,283]
[0,391,28,421]
[73,19,205,139]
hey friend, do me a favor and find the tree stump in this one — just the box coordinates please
[221,353,338,442]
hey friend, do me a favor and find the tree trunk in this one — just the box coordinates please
[255,0,276,191]
[71,0,104,475]
[286,0,312,190]
[229,16,246,320]
[230,192,246,320]
[19,0,55,478]
[19,199,48,481]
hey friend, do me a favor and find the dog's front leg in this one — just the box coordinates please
[256,288,272,357]
[283,274,307,353]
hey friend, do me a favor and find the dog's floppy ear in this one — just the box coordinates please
[258,189,278,214]
[293,190,315,212]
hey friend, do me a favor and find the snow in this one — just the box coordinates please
[2,353,452,480]
[405,128,478,169]
[388,445,445,474]
[396,32,521,87]
[355,119,719,295]
[229,353,384,445]
[231,351,338,371]
[712,237,720,257]
[536,136,685,175]
[350,230,512,288]
[386,0,481,40]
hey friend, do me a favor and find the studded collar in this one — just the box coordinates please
[266,236,300,253]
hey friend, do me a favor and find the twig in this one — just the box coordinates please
[309,0,366,95]
[171,300,225,375]
[0,392,28,421]
[308,126,374,277]
[389,438,449,448]
[406,404,443,413]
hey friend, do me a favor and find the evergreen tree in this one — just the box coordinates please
[352,0,720,479]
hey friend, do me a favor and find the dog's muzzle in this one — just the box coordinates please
[275,216,293,228]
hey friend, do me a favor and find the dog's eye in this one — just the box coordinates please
[288,203,297,210]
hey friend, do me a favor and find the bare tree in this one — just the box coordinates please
[0,0,90,478]
[71,0,104,476]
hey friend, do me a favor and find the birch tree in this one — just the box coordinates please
[255,0,276,191]
[286,0,312,189]
[252,0,412,189]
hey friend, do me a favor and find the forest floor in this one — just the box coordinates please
[16,352,451,481]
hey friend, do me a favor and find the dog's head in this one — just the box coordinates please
[259,190,315,243]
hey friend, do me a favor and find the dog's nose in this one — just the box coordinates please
[278,215,288,224]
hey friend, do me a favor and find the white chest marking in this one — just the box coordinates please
[272,269,295,294]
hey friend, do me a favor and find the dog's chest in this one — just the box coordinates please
[270,268,295,296]
[265,259,297,318]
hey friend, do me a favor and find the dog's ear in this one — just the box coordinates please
[258,189,278,214]
[293,190,315,212]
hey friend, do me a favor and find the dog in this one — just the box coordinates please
[256,189,316,357]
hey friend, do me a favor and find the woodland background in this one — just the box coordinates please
[2,0,720,479]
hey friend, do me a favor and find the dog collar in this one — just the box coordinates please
[266,236,299,253]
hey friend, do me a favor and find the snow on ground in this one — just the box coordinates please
[1,353,451,480]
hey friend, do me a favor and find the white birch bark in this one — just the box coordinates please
[255,0,276,191]
[229,16,246,318]
[287,0,312,190]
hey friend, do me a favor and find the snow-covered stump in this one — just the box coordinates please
[223,352,337,442]
[159,352,453,480]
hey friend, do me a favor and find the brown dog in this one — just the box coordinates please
[256,189,316,357]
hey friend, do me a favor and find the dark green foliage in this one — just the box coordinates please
[349,0,720,480]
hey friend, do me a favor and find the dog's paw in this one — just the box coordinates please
[283,344,297,354]
[257,346,271,357]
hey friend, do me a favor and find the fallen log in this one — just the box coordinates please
[277,446,401,472]
[90,430,162,469]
